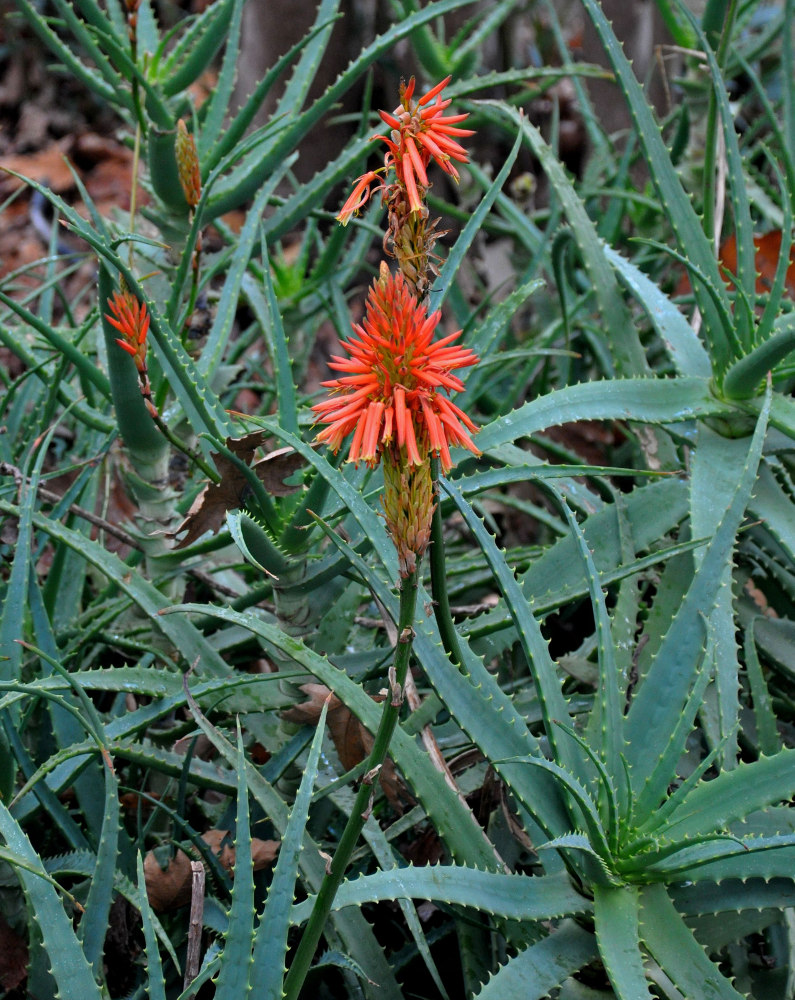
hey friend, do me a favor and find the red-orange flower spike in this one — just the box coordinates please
[338,76,473,221]
[312,266,479,473]
[106,290,150,372]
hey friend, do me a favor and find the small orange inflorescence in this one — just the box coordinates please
[338,76,472,224]
[313,265,479,472]
[106,289,158,418]
[337,77,474,298]
[313,266,479,576]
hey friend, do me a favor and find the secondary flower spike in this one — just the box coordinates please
[106,289,158,418]
[106,289,150,371]
[338,76,474,224]
[312,265,480,474]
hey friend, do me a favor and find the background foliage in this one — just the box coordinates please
[1,0,795,997]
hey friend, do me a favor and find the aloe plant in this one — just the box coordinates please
[2,0,795,996]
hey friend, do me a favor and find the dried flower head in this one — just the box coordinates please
[338,76,473,225]
[312,265,479,474]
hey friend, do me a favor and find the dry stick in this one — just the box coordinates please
[183,860,206,997]
[0,461,141,550]
[402,669,460,797]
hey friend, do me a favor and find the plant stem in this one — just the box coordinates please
[151,413,218,483]
[128,120,142,271]
[282,568,420,1000]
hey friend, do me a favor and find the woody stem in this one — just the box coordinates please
[283,566,420,1000]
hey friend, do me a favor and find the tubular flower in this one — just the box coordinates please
[337,76,473,223]
[312,265,479,474]
[105,289,158,418]
[106,290,150,371]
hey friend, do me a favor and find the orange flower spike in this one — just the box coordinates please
[337,77,473,224]
[106,290,150,371]
[312,267,480,473]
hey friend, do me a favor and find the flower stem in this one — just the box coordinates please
[151,413,218,483]
[282,568,420,1000]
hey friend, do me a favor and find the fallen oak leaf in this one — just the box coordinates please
[144,828,279,912]
[171,434,304,548]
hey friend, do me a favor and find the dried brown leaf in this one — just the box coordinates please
[283,683,409,812]
[0,914,27,992]
[144,829,279,912]
[171,435,304,548]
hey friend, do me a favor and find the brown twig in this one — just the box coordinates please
[0,461,141,550]
[183,860,205,998]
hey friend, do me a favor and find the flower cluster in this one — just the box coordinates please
[319,78,478,575]
[338,75,473,225]
[106,289,157,418]
[312,265,479,474]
